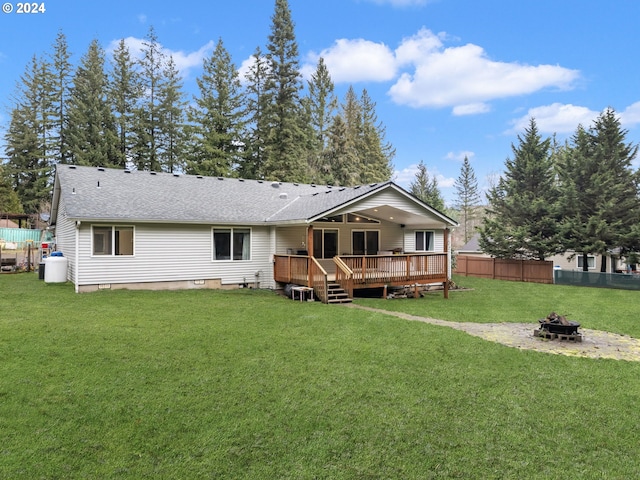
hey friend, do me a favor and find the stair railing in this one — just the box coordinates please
[333,256,354,299]
[309,256,329,304]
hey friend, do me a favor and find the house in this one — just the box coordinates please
[457,233,627,273]
[50,165,458,301]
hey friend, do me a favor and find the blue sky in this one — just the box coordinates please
[1,0,639,205]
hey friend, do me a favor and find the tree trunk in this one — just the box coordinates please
[582,253,589,272]
[600,255,607,273]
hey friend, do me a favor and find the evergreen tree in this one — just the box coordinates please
[359,89,394,183]
[454,156,481,243]
[479,118,564,260]
[325,113,358,186]
[4,55,54,213]
[329,86,362,186]
[132,26,165,171]
[262,0,307,182]
[0,165,24,213]
[66,39,119,167]
[109,38,141,168]
[157,56,187,173]
[558,109,640,271]
[305,57,336,183]
[409,160,445,211]
[186,39,245,177]
[240,47,269,179]
[49,30,73,164]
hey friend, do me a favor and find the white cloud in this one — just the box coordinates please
[453,103,491,116]
[393,163,455,189]
[621,101,640,127]
[389,29,580,111]
[107,37,214,78]
[302,27,580,114]
[508,103,598,135]
[307,38,397,83]
[137,14,147,24]
[445,151,475,162]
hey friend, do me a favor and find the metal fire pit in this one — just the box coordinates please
[534,313,583,342]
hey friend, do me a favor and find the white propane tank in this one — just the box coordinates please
[44,252,68,283]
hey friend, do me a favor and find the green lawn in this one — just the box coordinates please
[1,274,640,479]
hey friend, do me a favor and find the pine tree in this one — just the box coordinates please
[329,86,363,186]
[325,114,358,186]
[49,30,73,164]
[109,39,141,168]
[359,89,394,183]
[0,165,24,213]
[186,39,245,177]
[479,118,564,260]
[454,156,481,244]
[66,39,119,167]
[157,56,187,173]
[558,109,640,271]
[240,47,269,179]
[305,57,336,183]
[133,26,165,171]
[409,160,445,211]
[4,55,54,213]
[262,0,307,182]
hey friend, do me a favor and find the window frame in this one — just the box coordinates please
[576,255,596,270]
[313,228,339,259]
[414,230,435,252]
[352,229,380,255]
[212,227,252,262]
[91,225,135,257]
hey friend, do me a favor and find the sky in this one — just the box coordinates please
[1,0,639,205]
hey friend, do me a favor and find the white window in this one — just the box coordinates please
[213,228,251,261]
[415,231,434,251]
[92,226,134,256]
[577,255,596,270]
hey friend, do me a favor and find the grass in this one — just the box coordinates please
[1,274,640,478]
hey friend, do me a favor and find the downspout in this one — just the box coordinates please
[75,220,80,293]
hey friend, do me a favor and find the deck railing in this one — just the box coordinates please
[333,256,354,298]
[275,252,449,302]
[338,253,448,287]
[273,254,329,303]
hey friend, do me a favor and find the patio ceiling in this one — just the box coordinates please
[348,205,452,228]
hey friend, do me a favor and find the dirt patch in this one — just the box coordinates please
[347,304,640,362]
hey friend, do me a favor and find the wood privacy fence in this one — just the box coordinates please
[454,255,553,284]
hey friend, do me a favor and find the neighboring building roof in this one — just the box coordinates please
[51,165,458,227]
[458,233,482,253]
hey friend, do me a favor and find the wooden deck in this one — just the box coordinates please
[274,253,450,303]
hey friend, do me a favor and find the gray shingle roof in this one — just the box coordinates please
[53,165,390,225]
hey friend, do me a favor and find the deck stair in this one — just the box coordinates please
[326,283,352,304]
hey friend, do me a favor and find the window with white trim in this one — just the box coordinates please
[577,255,596,270]
[213,227,251,261]
[92,226,134,256]
[415,231,434,251]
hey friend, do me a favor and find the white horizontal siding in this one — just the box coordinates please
[76,223,276,289]
[54,202,77,282]
[276,226,308,254]
[404,229,446,253]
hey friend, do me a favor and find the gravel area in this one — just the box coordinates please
[348,304,640,362]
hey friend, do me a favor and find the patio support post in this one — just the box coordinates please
[307,225,313,256]
[444,228,450,299]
